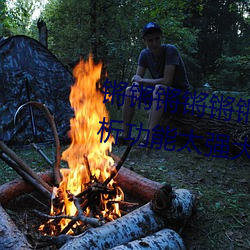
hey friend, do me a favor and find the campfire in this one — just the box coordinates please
[39,55,125,236]
[0,55,196,249]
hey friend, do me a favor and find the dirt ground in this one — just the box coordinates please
[0,142,249,249]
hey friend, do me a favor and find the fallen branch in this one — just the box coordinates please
[32,142,53,167]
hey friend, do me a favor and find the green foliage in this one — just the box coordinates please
[208,55,250,89]
[2,0,250,90]
[5,0,35,35]
[0,0,12,36]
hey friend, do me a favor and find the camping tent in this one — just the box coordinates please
[0,35,75,144]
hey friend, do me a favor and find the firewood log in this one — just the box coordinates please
[0,167,159,205]
[110,228,186,250]
[0,171,53,204]
[0,204,32,249]
[59,186,195,250]
[114,166,162,202]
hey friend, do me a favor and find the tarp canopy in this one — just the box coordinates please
[0,35,74,145]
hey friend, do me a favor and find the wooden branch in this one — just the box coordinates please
[103,144,133,186]
[0,152,51,199]
[0,141,52,193]
[0,204,32,249]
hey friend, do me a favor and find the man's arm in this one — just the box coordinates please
[136,65,146,79]
[132,64,176,87]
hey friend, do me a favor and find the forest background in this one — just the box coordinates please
[1,0,250,91]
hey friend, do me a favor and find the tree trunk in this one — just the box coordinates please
[0,204,32,249]
[37,19,48,47]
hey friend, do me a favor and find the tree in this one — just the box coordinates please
[0,0,12,36]
[185,0,250,88]
[42,0,198,86]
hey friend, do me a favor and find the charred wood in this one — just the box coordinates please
[104,144,133,186]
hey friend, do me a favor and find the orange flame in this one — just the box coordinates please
[43,55,123,234]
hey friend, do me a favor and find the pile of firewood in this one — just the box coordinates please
[0,139,196,249]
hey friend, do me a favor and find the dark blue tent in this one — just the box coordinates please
[0,35,74,144]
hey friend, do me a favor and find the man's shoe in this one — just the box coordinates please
[115,136,130,146]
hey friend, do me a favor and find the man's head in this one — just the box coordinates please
[142,22,162,39]
[142,22,163,52]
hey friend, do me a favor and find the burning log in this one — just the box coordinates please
[0,166,161,205]
[0,204,32,249]
[59,185,195,250]
[110,228,186,250]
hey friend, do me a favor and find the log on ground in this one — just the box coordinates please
[110,228,186,250]
[114,166,162,203]
[0,171,53,205]
[0,204,32,249]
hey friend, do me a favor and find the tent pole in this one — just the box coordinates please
[24,78,38,142]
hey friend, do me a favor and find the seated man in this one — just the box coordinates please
[118,21,191,147]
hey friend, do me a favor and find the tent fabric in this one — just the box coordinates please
[0,35,75,144]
